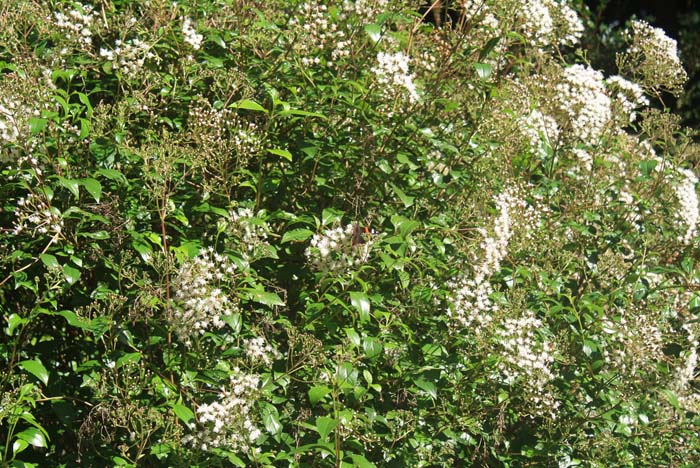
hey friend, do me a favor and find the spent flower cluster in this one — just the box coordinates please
[171,247,239,347]
[184,370,262,452]
[620,19,688,95]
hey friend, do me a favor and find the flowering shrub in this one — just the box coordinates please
[1,0,699,467]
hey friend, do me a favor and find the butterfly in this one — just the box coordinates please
[351,222,371,246]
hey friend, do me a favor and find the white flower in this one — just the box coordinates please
[371,51,420,103]
[182,17,204,50]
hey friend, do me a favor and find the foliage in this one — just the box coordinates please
[1,0,699,467]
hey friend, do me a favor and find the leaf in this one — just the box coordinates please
[15,428,47,448]
[364,23,382,42]
[349,291,371,323]
[474,63,492,79]
[18,359,49,385]
[230,98,268,113]
[96,167,127,184]
[63,264,81,285]
[309,385,332,405]
[348,454,377,468]
[170,403,195,429]
[389,183,414,208]
[29,117,48,135]
[414,377,437,399]
[267,148,293,161]
[315,416,339,440]
[281,228,314,244]
[57,176,80,198]
[362,337,383,359]
[242,288,285,306]
[262,404,282,435]
[80,178,102,202]
[13,438,29,455]
[39,254,59,269]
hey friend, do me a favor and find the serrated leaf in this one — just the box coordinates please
[63,264,81,285]
[16,428,47,448]
[230,99,268,113]
[39,254,59,269]
[267,148,292,161]
[171,403,195,429]
[349,291,371,323]
[281,228,314,243]
[80,178,102,202]
[309,385,332,405]
[18,359,49,385]
[315,416,338,440]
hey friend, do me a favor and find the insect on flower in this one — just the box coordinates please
[351,222,371,246]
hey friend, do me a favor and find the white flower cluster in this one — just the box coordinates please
[572,148,593,172]
[13,191,64,236]
[171,247,239,347]
[289,3,348,67]
[0,69,54,146]
[448,187,539,331]
[51,2,96,46]
[673,167,699,244]
[100,39,154,77]
[515,0,584,49]
[184,370,262,452]
[182,17,203,50]
[555,65,611,145]
[601,308,663,376]
[372,51,420,104]
[305,223,373,273]
[341,0,388,19]
[518,109,560,151]
[672,323,700,412]
[0,100,29,144]
[606,75,649,124]
[244,337,277,366]
[228,207,270,260]
[493,310,559,418]
[625,20,688,94]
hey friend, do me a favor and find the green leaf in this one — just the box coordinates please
[57,176,80,198]
[349,291,371,323]
[474,63,492,79]
[170,403,195,429]
[29,117,48,135]
[39,254,59,269]
[309,385,332,405]
[315,416,339,440]
[15,428,47,448]
[267,148,293,161]
[80,178,102,202]
[230,99,268,113]
[414,377,437,399]
[262,404,282,435]
[347,454,377,468]
[364,23,382,42]
[7,313,27,335]
[389,183,414,208]
[18,359,49,385]
[96,168,127,184]
[13,438,29,456]
[242,288,285,306]
[362,337,383,359]
[281,228,314,244]
[63,264,81,285]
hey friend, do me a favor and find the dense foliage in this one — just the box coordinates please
[1,1,700,467]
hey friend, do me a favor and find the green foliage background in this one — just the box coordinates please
[1,1,700,467]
